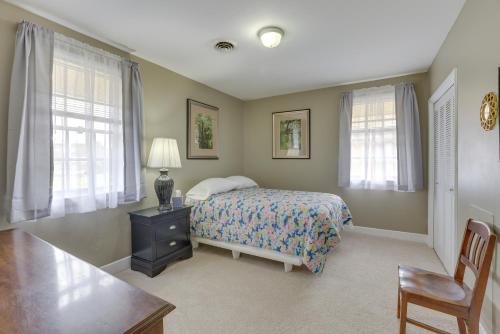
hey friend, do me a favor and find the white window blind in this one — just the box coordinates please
[350,86,397,190]
[51,33,124,216]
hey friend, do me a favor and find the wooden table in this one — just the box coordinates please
[0,229,175,333]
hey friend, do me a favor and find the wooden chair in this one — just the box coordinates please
[397,218,497,334]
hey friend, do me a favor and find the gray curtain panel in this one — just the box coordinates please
[5,21,54,223]
[395,83,423,192]
[338,91,353,187]
[122,60,146,202]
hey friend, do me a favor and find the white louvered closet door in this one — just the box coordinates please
[433,86,456,274]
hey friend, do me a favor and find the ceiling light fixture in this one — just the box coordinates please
[258,26,284,48]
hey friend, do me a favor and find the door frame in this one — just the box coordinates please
[427,68,458,273]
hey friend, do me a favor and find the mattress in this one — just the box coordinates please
[189,187,352,273]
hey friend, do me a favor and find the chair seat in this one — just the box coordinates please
[399,265,472,308]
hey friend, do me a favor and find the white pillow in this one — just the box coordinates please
[186,178,238,201]
[225,176,258,190]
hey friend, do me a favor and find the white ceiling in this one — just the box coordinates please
[7,0,465,100]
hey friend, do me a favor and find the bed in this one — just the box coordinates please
[188,185,352,274]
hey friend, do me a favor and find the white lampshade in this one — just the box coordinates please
[147,138,182,168]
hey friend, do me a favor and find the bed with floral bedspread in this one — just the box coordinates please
[189,188,352,274]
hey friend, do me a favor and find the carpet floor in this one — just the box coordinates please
[116,231,459,334]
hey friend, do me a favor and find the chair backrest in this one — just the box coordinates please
[454,218,496,315]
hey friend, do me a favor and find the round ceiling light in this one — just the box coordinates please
[258,26,284,48]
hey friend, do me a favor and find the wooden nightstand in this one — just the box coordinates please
[129,205,193,277]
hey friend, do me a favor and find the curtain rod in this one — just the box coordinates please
[19,20,136,64]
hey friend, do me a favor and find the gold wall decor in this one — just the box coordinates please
[480,92,498,131]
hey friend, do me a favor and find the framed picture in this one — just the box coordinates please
[272,109,310,159]
[187,99,219,159]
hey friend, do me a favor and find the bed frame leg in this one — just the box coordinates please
[232,250,240,259]
[191,240,199,249]
[284,263,293,272]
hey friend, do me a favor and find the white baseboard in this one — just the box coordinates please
[100,256,131,274]
[350,226,428,244]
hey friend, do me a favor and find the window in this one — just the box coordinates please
[51,34,124,216]
[350,86,397,190]
[6,22,145,223]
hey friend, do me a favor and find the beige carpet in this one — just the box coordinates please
[116,231,459,334]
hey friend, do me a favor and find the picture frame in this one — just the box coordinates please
[272,109,310,159]
[187,99,219,159]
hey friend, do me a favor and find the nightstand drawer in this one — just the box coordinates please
[156,218,188,240]
[156,239,190,258]
[151,209,187,224]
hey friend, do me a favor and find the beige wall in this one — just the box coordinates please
[429,0,500,332]
[243,73,430,234]
[0,1,244,266]
[1,0,497,330]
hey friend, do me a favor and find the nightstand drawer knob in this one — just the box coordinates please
[169,225,177,230]
[169,241,177,247]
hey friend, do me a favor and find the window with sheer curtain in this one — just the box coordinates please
[350,86,397,190]
[51,34,124,216]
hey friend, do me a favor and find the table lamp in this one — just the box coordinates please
[147,138,182,211]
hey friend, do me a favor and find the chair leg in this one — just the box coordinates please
[457,318,467,334]
[467,320,479,334]
[399,293,408,334]
[397,286,401,319]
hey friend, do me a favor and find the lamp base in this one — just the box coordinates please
[154,169,174,211]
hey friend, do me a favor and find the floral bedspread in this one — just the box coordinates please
[190,188,352,273]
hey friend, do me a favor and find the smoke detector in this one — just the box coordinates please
[214,41,235,53]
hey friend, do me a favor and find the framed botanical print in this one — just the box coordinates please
[272,109,310,159]
[187,99,219,159]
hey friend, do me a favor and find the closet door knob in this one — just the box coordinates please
[169,225,177,230]
[169,241,177,247]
